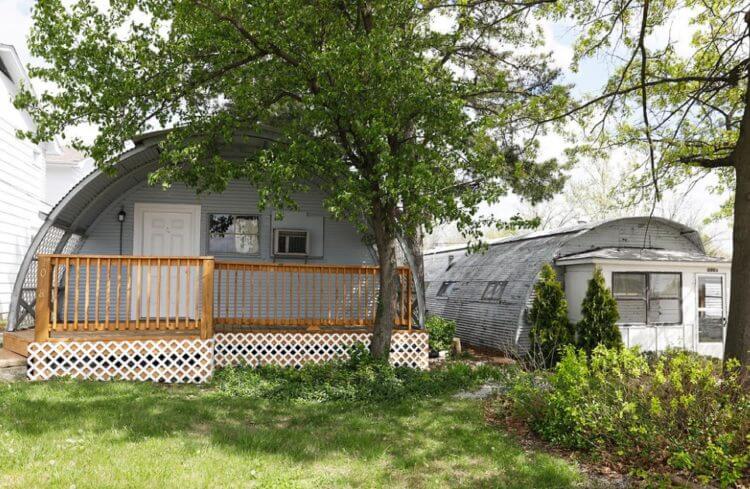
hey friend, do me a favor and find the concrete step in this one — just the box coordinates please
[0,349,27,381]
[0,348,26,368]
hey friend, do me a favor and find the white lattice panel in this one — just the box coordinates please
[389,332,429,369]
[215,331,428,369]
[27,339,214,383]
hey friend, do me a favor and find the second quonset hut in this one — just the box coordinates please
[424,217,730,358]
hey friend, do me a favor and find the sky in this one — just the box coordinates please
[0,0,734,253]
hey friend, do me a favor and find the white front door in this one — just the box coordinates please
[696,274,726,358]
[132,203,201,320]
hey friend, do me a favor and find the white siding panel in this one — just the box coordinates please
[0,103,45,319]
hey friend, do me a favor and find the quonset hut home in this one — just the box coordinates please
[2,128,427,382]
[425,217,730,358]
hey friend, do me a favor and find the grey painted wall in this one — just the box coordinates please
[79,180,374,265]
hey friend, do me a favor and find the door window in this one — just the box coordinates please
[698,276,724,343]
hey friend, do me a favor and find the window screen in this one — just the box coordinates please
[612,272,682,325]
[208,214,259,254]
[481,281,507,301]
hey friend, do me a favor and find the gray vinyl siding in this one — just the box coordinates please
[79,180,373,264]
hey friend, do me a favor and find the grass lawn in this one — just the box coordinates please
[0,375,590,488]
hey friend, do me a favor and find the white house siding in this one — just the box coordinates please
[563,263,594,323]
[0,74,46,320]
[561,261,731,358]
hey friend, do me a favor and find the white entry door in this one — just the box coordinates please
[132,203,201,320]
[696,274,726,358]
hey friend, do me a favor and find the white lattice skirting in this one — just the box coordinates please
[26,332,429,383]
[27,339,214,383]
[215,331,429,370]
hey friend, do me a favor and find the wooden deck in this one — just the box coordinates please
[3,324,390,358]
[28,255,413,343]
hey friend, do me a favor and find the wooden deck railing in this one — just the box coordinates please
[214,261,412,328]
[34,255,411,341]
[34,255,214,341]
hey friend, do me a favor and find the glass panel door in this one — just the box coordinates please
[697,275,725,356]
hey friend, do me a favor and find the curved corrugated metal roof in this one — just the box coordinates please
[45,127,283,233]
[425,216,709,354]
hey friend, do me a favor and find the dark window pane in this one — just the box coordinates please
[699,315,724,342]
[615,299,646,324]
[209,214,234,235]
[647,298,681,323]
[482,281,506,301]
[650,273,680,298]
[288,234,307,253]
[437,281,457,297]
[613,273,646,298]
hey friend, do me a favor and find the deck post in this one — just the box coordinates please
[34,255,52,342]
[201,258,215,340]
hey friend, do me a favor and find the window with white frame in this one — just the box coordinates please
[208,214,260,254]
[612,272,682,325]
[274,229,308,256]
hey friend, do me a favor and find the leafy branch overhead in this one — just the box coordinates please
[539,0,748,207]
[16,0,568,240]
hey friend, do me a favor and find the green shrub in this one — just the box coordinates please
[425,315,456,352]
[498,346,750,487]
[576,267,622,354]
[528,264,574,368]
[214,343,507,403]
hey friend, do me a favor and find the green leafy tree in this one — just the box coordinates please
[16,0,568,357]
[537,2,750,365]
[529,264,574,368]
[576,267,622,355]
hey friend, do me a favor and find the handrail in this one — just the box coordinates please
[34,255,413,341]
[34,255,213,340]
[214,261,411,329]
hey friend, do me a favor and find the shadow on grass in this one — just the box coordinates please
[0,380,582,488]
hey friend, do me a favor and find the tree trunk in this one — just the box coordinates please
[725,162,750,368]
[371,204,399,359]
[398,227,426,328]
[725,46,750,369]
[725,157,750,368]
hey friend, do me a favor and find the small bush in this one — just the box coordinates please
[498,346,750,487]
[529,264,574,368]
[575,267,622,354]
[214,343,506,403]
[425,315,456,353]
